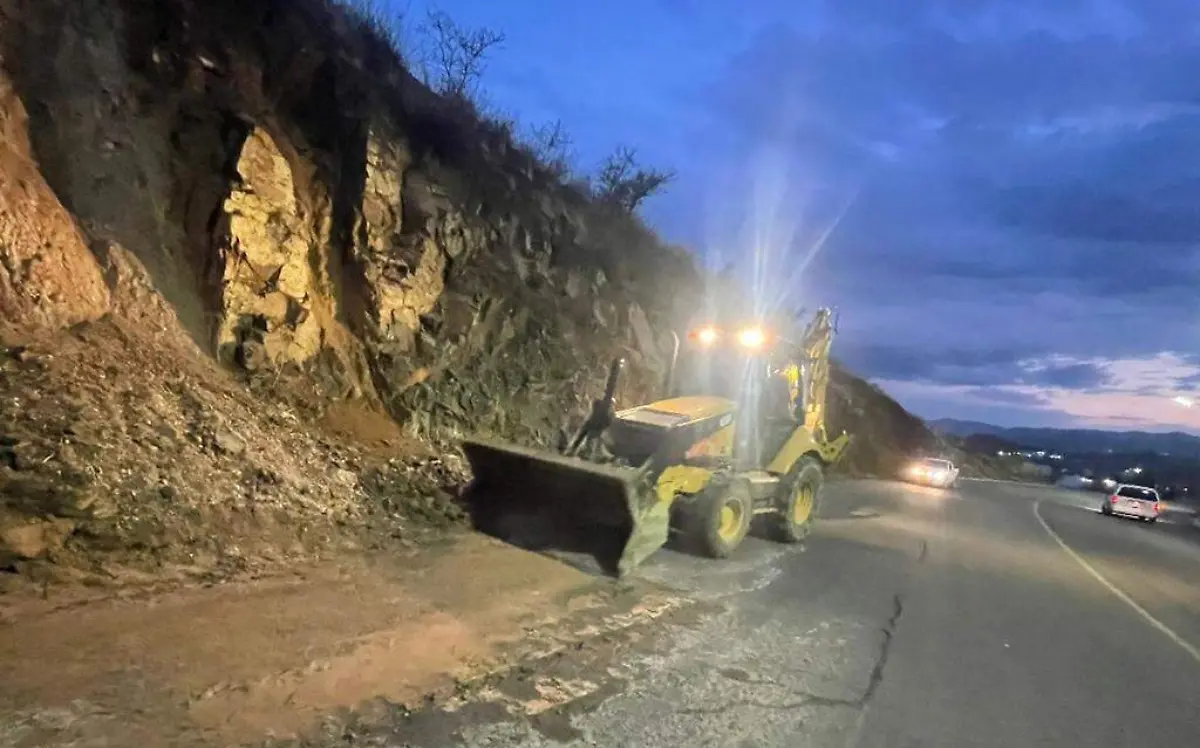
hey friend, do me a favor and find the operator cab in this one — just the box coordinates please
[667,323,801,467]
[670,325,796,406]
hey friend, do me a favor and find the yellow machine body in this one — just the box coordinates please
[461,308,851,576]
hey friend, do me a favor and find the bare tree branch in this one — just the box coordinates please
[527,119,574,178]
[418,9,505,99]
[593,146,675,213]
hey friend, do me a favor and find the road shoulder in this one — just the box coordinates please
[0,532,691,747]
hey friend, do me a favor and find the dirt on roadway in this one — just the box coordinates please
[0,533,690,747]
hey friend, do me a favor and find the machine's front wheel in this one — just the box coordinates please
[690,479,753,558]
[771,456,824,543]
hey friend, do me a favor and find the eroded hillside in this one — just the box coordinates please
[0,0,944,591]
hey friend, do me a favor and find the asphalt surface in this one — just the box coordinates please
[306,479,1200,748]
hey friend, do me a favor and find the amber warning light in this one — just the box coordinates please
[690,325,720,345]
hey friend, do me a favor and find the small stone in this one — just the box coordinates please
[5,439,44,471]
[564,272,585,300]
[333,468,358,489]
[237,339,268,372]
[213,429,247,456]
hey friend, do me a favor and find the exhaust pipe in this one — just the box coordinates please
[564,357,624,457]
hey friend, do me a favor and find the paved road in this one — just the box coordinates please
[312,479,1200,748]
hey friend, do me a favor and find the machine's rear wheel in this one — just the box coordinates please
[770,456,824,543]
[689,479,753,558]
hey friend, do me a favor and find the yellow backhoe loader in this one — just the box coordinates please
[461,307,851,577]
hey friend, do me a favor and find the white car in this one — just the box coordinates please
[1099,484,1162,523]
[902,458,960,488]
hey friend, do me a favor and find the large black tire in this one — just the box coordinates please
[770,456,824,543]
[685,479,753,558]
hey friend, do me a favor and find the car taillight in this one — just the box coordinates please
[1154,502,1163,513]
[1109,495,1119,503]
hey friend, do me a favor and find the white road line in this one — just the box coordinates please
[1033,499,1200,666]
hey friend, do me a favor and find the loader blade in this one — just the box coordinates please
[461,437,668,577]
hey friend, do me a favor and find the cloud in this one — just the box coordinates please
[987,114,1200,246]
[839,345,1118,391]
[1085,352,1200,395]
[838,344,1037,386]
[964,387,1051,406]
[1022,361,1113,389]
[878,352,1200,429]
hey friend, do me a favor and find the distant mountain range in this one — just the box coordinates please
[929,418,1200,459]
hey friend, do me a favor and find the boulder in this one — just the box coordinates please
[0,517,76,565]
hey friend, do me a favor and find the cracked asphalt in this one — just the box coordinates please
[299,479,1200,748]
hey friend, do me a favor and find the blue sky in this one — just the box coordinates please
[383,0,1200,431]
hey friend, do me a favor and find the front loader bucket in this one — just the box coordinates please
[460,437,669,577]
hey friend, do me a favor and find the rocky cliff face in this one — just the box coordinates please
[4,0,689,420]
[0,0,696,585]
[0,0,936,588]
[0,66,111,337]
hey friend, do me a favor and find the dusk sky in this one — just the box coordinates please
[387,0,1200,432]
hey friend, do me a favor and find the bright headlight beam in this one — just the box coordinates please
[737,327,765,349]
